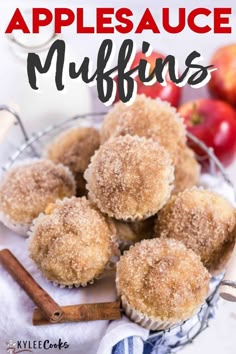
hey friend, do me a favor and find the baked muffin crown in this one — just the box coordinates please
[154,188,236,273]
[85,135,174,221]
[172,146,200,195]
[0,159,75,223]
[46,126,99,172]
[29,197,119,286]
[46,127,100,196]
[116,238,210,322]
[100,94,186,163]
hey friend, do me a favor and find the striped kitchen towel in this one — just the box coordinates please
[97,316,149,354]
[111,334,171,354]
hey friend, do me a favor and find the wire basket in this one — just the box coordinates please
[0,105,235,354]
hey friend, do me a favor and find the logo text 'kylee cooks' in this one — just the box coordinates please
[6,339,70,353]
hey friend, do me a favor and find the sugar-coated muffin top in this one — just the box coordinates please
[29,197,119,286]
[84,135,174,221]
[100,94,186,163]
[154,188,236,273]
[116,238,210,322]
[0,159,75,224]
[47,127,100,174]
[46,127,100,196]
[172,146,200,195]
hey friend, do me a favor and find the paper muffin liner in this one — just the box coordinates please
[46,254,119,289]
[84,135,175,222]
[0,210,31,236]
[28,197,120,288]
[116,269,180,330]
[0,158,41,237]
[121,295,182,331]
[45,275,100,289]
[29,238,119,289]
[46,261,118,289]
[0,158,76,237]
[49,237,119,289]
[116,269,204,331]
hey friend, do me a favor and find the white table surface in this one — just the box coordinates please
[0,1,236,353]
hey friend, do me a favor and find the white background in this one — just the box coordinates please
[0,1,236,353]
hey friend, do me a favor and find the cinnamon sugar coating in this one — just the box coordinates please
[100,95,186,163]
[46,127,100,196]
[29,197,119,286]
[117,238,209,322]
[154,188,236,273]
[84,135,174,220]
[173,147,200,195]
[0,160,75,224]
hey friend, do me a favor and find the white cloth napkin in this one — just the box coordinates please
[0,174,234,354]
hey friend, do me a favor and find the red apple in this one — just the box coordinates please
[115,50,181,107]
[178,98,236,167]
[209,44,236,107]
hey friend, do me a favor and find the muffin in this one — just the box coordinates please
[0,159,76,236]
[100,94,186,163]
[29,197,119,287]
[84,135,174,221]
[173,146,200,195]
[46,127,100,196]
[116,238,210,330]
[154,188,236,274]
[114,217,155,250]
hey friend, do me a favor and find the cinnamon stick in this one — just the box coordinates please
[0,249,63,323]
[33,301,121,326]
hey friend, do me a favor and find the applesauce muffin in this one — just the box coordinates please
[84,135,174,221]
[100,94,186,163]
[173,146,200,195]
[154,188,236,274]
[29,197,119,287]
[114,217,155,250]
[46,127,100,196]
[116,238,210,330]
[0,159,76,236]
